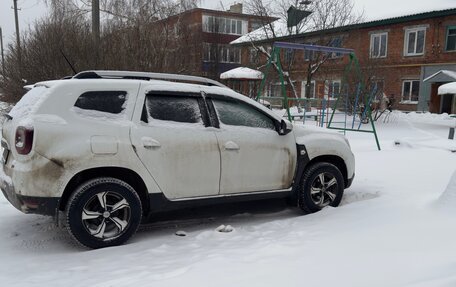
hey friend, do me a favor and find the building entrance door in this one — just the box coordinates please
[429,83,442,113]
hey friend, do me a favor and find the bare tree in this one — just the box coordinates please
[0,0,202,102]
[244,0,364,103]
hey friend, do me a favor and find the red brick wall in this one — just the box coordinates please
[240,13,456,111]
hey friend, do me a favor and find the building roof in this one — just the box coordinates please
[232,8,456,45]
[164,7,278,22]
[424,70,456,83]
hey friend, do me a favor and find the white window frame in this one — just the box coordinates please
[370,32,388,58]
[329,37,343,59]
[324,80,341,99]
[404,27,426,56]
[301,80,316,98]
[219,45,241,64]
[401,79,420,103]
[202,15,245,35]
[445,25,456,52]
[202,43,213,62]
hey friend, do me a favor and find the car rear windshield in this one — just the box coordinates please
[8,86,49,119]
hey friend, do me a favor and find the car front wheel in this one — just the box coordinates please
[298,162,344,213]
[66,177,142,249]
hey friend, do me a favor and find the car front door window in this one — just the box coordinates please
[212,98,276,130]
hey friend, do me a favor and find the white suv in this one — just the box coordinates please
[0,71,355,248]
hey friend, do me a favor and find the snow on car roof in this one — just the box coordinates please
[31,77,284,123]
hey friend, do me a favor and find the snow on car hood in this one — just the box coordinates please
[292,124,350,147]
[293,124,341,138]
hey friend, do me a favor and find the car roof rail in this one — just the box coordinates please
[72,70,228,88]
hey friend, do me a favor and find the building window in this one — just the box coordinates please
[325,80,341,99]
[284,49,294,65]
[370,32,388,58]
[301,81,316,98]
[404,27,426,56]
[249,48,259,64]
[401,80,420,103]
[269,82,282,98]
[202,15,245,35]
[329,37,343,58]
[219,45,241,63]
[203,43,216,62]
[304,43,316,61]
[203,43,240,63]
[446,26,456,51]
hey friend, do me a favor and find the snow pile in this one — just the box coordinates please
[220,67,263,80]
[402,111,456,123]
[0,110,456,286]
[437,170,456,208]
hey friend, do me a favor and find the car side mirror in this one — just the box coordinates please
[278,119,293,135]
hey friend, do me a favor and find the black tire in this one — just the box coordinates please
[66,177,142,249]
[298,162,344,214]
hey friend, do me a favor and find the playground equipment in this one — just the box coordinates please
[256,41,381,150]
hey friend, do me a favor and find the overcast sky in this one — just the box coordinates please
[1,0,455,48]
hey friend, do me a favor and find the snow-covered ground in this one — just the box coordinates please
[0,112,455,287]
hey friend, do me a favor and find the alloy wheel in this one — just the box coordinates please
[309,172,339,207]
[81,191,131,240]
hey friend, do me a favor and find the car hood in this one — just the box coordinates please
[292,124,343,138]
[292,124,350,147]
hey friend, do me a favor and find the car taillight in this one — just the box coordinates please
[15,126,34,155]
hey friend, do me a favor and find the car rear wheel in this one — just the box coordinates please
[66,177,142,249]
[298,162,344,213]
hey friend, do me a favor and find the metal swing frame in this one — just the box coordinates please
[256,41,381,150]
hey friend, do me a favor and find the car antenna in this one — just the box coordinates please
[60,48,77,75]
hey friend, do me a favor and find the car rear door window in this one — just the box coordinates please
[212,98,276,130]
[144,94,204,124]
[74,91,127,114]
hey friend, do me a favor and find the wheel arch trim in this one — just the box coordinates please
[58,167,150,216]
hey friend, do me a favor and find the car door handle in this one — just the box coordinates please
[142,137,161,149]
[224,141,239,151]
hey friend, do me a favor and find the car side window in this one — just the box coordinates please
[212,98,276,130]
[74,91,127,114]
[144,94,203,124]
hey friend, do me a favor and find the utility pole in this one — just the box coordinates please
[0,27,5,76]
[13,0,22,76]
[92,0,100,67]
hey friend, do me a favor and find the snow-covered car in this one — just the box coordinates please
[0,70,355,249]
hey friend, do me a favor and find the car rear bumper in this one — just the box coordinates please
[0,177,59,216]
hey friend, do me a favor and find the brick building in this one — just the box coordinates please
[160,4,276,79]
[232,8,456,113]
